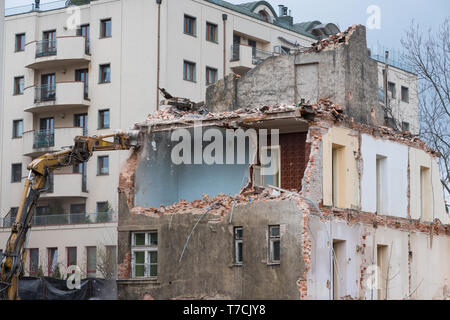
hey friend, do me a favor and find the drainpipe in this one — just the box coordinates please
[383,50,389,125]
[222,14,228,78]
[156,0,162,111]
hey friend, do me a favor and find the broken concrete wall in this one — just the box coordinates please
[117,196,306,300]
[206,25,383,127]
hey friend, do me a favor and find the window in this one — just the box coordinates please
[98,109,110,129]
[14,76,24,95]
[87,246,97,277]
[377,244,388,300]
[332,240,346,300]
[401,86,409,103]
[258,10,270,22]
[12,120,23,138]
[75,69,89,99]
[100,19,111,38]
[401,121,410,132]
[184,15,196,36]
[183,60,196,82]
[47,248,58,276]
[268,225,280,263]
[29,248,39,276]
[105,245,117,278]
[206,67,218,85]
[376,155,386,214]
[332,144,345,207]
[420,166,432,221]
[97,156,109,175]
[131,231,158,278]
[11,163,22,183]
[15,33,25,52]
[234,227,243,264]
[281,46,290,55]
[387,82,396,99]
[67,247,77,269]
[99,64,111,83]
[206,22,217,42]
[260,146,281,188]
[96,201,109,213]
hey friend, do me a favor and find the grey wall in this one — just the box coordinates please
[134,128,252,208]
[206,25,383,127]
[0,0,4,207]
[118,195,305,300]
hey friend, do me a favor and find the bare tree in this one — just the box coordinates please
[401,19,450,201]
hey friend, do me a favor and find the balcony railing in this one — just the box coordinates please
[33,129,55,149]
[0,212,116,228]
[36,40,57,58]
[35,84,56,103]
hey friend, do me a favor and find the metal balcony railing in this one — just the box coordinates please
[36,39,57,58]
[85,39,90,55]
[33,129,55,149]
[0,212,116,228]
[35,84,56,103]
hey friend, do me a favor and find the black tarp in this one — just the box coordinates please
[18,277,117,300]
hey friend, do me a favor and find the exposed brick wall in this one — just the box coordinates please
[280,133,311,191]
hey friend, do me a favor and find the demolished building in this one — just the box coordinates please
[116,25,449,300]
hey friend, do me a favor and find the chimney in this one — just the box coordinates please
[35,0,40,10]
[278,5,287,16]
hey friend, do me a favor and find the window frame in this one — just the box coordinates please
[47,247,58,276]
[205,66,218,86]
[13,76,24,95]
[260,145,281,188]
[67,247,77,269]
[387,81,396,99]
[401,86,409,103]
[131,231,158,279]
[15,33,25,52]
[206,22,218,43]
[98,109,110,129]
[97,155,109,176]
[99,64,111,84]
[268,225,281,264]
[86,246,97,277]
[233,226,243,265]
[11,163,22,183]
[100,18,112,38]
[12,119,23,139]
[29,248,39,276]
[183,60,196,82]
[183,14,197,37]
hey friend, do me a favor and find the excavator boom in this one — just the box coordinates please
[0,131,139,300]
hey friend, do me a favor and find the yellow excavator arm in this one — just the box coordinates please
[0,131,139,300]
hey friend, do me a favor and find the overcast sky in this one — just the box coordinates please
[5,0,450,53]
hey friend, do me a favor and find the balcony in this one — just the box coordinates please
[24,82,89,113]
[230,44,274,75]
[0,212,116,228]
[25,37,90,69]
[40,173,88,199]
[23,127,84,157]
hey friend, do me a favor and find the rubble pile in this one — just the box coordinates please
[307,24,359,53]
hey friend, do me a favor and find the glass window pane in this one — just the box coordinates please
[270,226,280,237]
[149,232,158,246]
[134,233,145,246]
[237,242,243,262]
[273,240,280,261]
[149,251,157,264]
[134,251,145,263]
[135,264,145,277]
[149,264,157,277]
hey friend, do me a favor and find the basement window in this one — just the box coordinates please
[268,225,280,264]
[234,227,243,265]
[132,231,158,278]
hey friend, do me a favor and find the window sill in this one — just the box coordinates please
[183,79,197,83]
[267,262,280,266]
[184,32,197,37]
[97,174,109,176]
[15,50,25,53]
[98,81,111,85]
[97,127,110,130]
[100,36,112,39]
[232,263,243,267]
[13,93,24,96]
[12,137,23,139]
[206,39,218,44]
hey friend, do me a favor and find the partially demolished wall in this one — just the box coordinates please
[116,98,449,300]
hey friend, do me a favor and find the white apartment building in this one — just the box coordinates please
[0,0,418,279]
